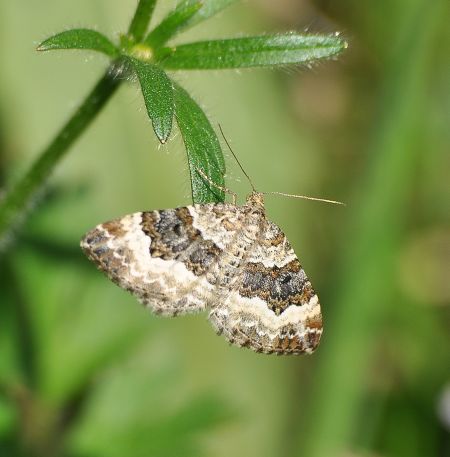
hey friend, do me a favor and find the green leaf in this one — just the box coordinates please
[158,33,348,69]
[127,0,157,42]
[145,1,237,49]
[178,0,237,29]
[37,28,119,57]
[129,58,174,144]
[173,83,225,203]
[145,1,203,49]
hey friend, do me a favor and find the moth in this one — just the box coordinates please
[81,138,343,355]
[82,189,323,354]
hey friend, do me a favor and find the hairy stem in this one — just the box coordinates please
[0,66,121,245]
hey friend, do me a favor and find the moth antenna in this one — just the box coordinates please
[264,191,346,206]
[216,125,344,207]
[218,124,257,192]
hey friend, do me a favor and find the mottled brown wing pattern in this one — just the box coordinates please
[81,192,323,355]
[81,208,219,316]
[208,218,322,355]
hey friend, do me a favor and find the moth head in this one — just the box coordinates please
[246,191,265,213]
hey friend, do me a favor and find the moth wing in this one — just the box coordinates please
[81,205,227,316]
[209,220,322,354]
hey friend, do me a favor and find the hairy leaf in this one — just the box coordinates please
[129,58,174,143]
[178,0,237,28]
[128,0,157,41]
[158,33,347,69]
[173,83,225,203]
[145,1,203,48]
[37,28,118,57]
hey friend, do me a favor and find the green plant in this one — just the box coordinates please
[0,0,346,247]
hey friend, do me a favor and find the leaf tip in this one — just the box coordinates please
[334,31,348,50]
[36,42,48,52]
[154,121,172,145]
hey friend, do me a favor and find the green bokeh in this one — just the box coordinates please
[0,1,448,457]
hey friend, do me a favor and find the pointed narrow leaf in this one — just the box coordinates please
[129,58,174,144]
[178,0,237,29]
[37,29,119,57]
[128,0,158,41]
[158,34,347,69]
[173,83,225,203]
[145,1,203,49]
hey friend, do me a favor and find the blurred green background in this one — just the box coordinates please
[1,1,449,456]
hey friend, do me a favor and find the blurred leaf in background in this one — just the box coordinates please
[0,1,449,457]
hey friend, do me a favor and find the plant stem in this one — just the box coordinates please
[0,1,158,248]
[0,65,120,245]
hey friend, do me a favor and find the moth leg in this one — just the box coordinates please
[195,168,237,205]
